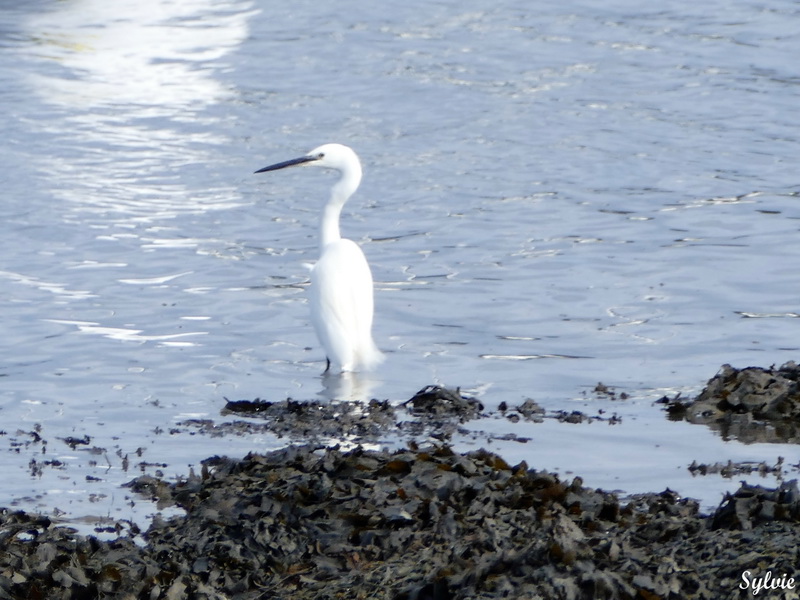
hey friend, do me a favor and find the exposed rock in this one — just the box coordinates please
[402,385,484,420]
[662,362,800,443]
[3,445,800,599]
[3,366,800,599]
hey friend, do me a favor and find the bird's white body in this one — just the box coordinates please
[256,143,383,373]
[309,238,382,372]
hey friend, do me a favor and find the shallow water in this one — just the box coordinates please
[1,0,798,529]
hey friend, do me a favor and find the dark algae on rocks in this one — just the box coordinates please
[2,368,800,599]
[664,362,800,443]
[2,444,800,599]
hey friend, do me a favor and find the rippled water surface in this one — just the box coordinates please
[2,0,798,528]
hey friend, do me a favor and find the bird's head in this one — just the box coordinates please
[255,143,360,175]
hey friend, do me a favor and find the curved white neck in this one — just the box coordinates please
[319,163,362,252]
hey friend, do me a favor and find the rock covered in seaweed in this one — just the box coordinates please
[663,362,800,443]
[4,443,800,599]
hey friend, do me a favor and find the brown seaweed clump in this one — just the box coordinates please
[402,385,484,420]
[2,445,800,599]
[663,362,800,443]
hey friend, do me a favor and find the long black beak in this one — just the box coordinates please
[255,155,318,174]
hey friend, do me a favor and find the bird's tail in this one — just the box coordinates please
[356,340,385,372]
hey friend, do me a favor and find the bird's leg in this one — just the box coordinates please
[324,358,331,373]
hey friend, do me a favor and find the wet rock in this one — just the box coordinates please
[5,444,800,599]
[663,363,800,443]
[700,363,800,420]
[60,435,91,450]
[550,409,621,425]
[0,509,155,599]
[592,382,628,400]
[688,458,785,478]
[174,384,624,448]
[515,398,545,421]
[402,385,484,421]
[503,399,620,427]
[711,480,800,530]
[213,397,397,441]
[6,367,800,599]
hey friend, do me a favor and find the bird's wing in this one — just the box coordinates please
[309,239,375,369]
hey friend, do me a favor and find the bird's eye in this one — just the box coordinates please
[317,152,325,159]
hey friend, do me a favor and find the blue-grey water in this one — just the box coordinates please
[1,0,798,530]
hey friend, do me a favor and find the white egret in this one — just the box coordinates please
[255,143,384,373]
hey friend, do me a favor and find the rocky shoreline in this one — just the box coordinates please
[1,364,799,599]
